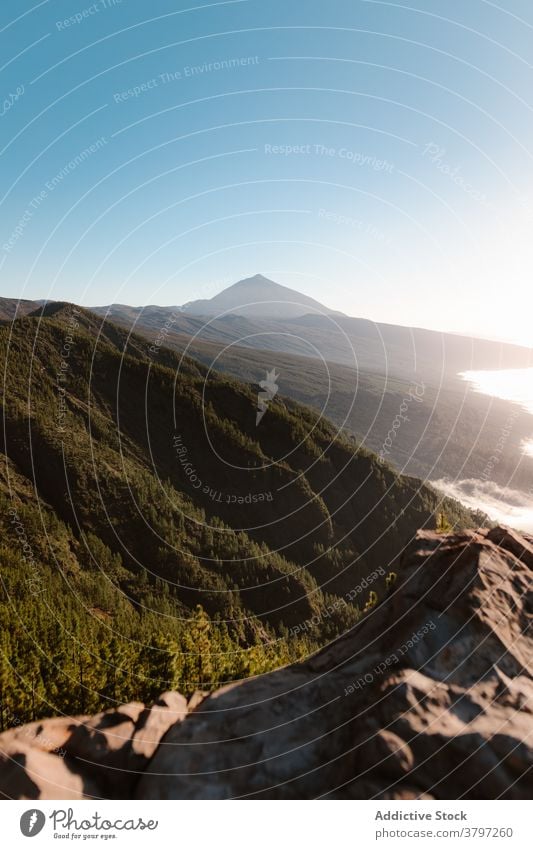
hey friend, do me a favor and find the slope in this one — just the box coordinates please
[0,305,481,724]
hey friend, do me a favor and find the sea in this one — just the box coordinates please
[434,367,533,533]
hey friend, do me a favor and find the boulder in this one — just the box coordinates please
[136,527,533,799]
[0,694,186,798]
[1,526,532,799]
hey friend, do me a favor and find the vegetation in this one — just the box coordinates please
[163,331,533,496]
[436,512,454,533]
[0,305,483,725]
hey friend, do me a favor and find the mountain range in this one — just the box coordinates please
[91,274,532,376]
[84,275,533,496]
[4,276,533,501]
[1,286,531,803]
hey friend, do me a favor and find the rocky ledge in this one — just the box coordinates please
[1,526,532,799]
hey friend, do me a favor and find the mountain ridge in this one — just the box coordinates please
[4,274,531,361]
[86,274,532,372]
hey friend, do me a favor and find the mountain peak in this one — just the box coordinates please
[181,274,343,319]
[225,273,293,293]
[235,273,275,285]
[223,273,280,293]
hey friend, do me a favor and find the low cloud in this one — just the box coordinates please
[434,477,533,533]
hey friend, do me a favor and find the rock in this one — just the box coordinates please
[136,526,533,799]
[0,742,102,800]
[1,526,532,799]
[187,691,209,712]
[0,696,186,799]
[131,692,187,760]
[0,715,88,757]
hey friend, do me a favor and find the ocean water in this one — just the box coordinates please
[460,367,533,415]
[434,367,533,533]
[460,366,533,456]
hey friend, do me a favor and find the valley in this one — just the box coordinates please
[0,301,481,726]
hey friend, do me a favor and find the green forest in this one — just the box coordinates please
[0,305,484,726]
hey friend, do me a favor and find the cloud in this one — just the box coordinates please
[433,477,533,533]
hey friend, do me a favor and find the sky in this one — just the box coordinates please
[1,0,532,345]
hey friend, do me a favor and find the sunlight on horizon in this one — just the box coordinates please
[461,367,533,417]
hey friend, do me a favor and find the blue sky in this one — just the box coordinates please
[1,0,532,343]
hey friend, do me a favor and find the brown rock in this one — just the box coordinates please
[131,692,187,760]
[0,695,186,799]
[187,691,209,712]
[136,526,533,799]
[0,742,101,800]
[1,526,532,799]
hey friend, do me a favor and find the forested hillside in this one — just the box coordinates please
[0,305,482,726]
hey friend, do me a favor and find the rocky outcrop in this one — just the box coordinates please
[0,692,187,799]
[1,526,532,799]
